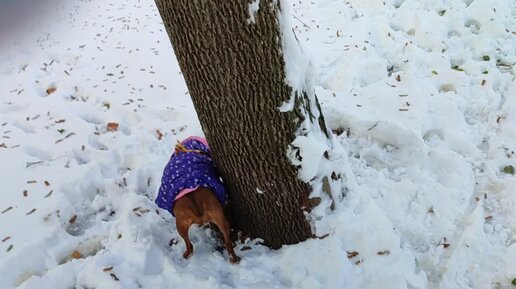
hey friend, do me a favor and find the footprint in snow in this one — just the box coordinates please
[70,148,91,165]
[11,120,36,134]
[465,19,481,34]
[23,145,53,161]
[88,135,109,151]
[65,213,94,237]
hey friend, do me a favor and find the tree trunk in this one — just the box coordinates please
[155,0,328,249]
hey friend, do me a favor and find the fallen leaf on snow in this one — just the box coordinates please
[110,273,120,281]
[377,250,390,256]
[71,250,83,259]
[1,206,13,214]
[46,87,57,95]
[44,190,53,198]
[347,251,359,259]
[156,129,163,140]
[107,122,119,132]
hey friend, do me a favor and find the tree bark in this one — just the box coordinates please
[155,0,327,249]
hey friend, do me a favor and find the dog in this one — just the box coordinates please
[155,136,240,263]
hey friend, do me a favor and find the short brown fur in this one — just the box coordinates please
[173,187,240,263]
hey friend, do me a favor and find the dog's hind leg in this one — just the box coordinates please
[176,218,194,259]
[211,212,240,264]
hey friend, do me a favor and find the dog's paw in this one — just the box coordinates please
[183,250,193,259]
[229,255,240,264]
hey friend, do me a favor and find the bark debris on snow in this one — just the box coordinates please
[0,0,515,288]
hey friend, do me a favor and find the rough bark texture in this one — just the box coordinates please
[155,0,323,248]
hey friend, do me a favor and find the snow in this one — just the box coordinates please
[1,0,516,288]
[278,0,312,93]
[289,134,328,182]
[247,0,260,24]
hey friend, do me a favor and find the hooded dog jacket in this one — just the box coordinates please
[155,137,227,214]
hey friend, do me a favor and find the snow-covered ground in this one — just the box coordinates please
[1,0,515,288]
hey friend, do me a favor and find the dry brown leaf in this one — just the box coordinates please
[315,233,330,240]
[107,122,119,132]
[46,87,57,95]
[1,206,13,214]
[71,250,83,259]
[377,250,390,256]
[347,251,359,259]
[156,129,163,140]
[103,266,114,272]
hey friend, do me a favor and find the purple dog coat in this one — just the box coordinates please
[155,136,227,215]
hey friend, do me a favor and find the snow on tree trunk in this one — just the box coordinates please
[155,0,331,249]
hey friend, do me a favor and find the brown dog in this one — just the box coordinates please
[155,137,239,263]
[173,187,240,263]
